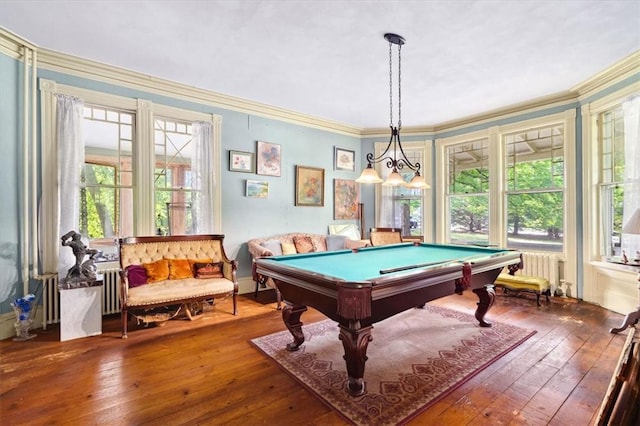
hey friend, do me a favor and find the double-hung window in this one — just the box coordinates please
[39,80,220,266]
[598,98,640,259]
[504,124,564,252]
[81,105,135,252]
[446,138,490,246]
[154,117,195,236]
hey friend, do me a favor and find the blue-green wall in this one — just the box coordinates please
[1,58,362,313]
[1,49,638,313]
[0,53,23,312]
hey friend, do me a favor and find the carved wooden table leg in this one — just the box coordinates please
[282,302,308,351]
[338,320,373,396]
[473,284,496,328]
[610,271,640,334]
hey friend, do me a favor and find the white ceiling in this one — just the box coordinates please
[1,0,639,129]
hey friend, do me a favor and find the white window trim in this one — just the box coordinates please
[436,110,576,289]
[581,84,639,305]
[39,78,222,267]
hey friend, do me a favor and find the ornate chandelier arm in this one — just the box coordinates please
[365,127,421,173]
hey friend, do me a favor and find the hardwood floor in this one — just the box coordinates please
[0,289,629,425]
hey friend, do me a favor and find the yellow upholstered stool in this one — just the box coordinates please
[494,273,551,307]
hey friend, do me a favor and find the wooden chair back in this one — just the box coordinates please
[369,227,403,246]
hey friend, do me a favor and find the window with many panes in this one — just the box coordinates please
[376,144,426,237]
[81,105,135,256]
[154,117,195,236]
[446,138,490,246]
[504,124,564,252]
[598,98,640,260]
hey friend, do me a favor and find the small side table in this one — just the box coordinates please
[58,276,103,341]
[610,264,640,334]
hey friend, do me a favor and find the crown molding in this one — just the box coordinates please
[0,27,37,59]
[2,27,637,139]
[361,126,436,138]
[433,90,578,135]
[572,50,640,100]
[2,26,363,137]
[34,48,364,137]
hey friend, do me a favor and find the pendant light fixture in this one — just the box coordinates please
[356,33,430,190]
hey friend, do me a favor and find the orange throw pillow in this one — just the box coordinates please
[143,259,169,282]
[167,258,193,280]
[293,236,315,254]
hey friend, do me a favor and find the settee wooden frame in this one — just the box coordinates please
[119,234,238,338]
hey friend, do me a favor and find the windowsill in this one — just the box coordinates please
[591,259,640,274]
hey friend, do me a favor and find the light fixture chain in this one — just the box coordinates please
[398,43,402,130]
[389,40,393,128]
[357,33,429,189]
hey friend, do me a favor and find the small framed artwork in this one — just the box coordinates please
[334,147,355,171]
[229,150,255,173]
[334,179,359,219]
[256,141,282,176]
[246,180,269,198]
[295,166,325,206]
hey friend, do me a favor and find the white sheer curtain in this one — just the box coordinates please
[376,164,395,227]
[191,121,215,234]
[622,96,640,254]
[55,95,84,278]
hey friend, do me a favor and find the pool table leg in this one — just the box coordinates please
[338,321,373,397]
[473,284,496,328]
[282,302,308,351]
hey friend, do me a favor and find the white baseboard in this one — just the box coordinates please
[238,276,258,295]
[0,307,45,341]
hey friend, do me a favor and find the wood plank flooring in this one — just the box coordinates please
[0,289,630,425]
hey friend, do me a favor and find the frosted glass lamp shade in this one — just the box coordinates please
[356,165,383,184]
[382,170,406,186]
[622,208,640,235]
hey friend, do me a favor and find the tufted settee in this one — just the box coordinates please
[247,232,369,309]
[118,234,238,338]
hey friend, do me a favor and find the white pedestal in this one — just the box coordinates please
[59,279,102,342]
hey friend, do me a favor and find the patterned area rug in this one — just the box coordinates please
[251,305,535,425]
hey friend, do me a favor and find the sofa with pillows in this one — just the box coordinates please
[118,234,238,338]
[247,232,369,309]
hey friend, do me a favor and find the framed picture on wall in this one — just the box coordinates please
[295,166,325,206]
[256,141,281,176]
[246,180,269,198]
[333,179,359,219]
[229,150,255,173]
[334,147,355,171]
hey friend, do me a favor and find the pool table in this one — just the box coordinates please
[255,242,522,396]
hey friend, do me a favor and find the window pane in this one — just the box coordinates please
[504,124,564,252]
[598,104,635,260]
[155,191,194,236]
[445,139,489,245]
[82,105,135,256]
[154,118,193,189]
[506,192,563,252]
[154,117,199,235]
[449,195,489,246]
[448,139,489,194]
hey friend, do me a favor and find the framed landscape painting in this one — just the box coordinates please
[295,166,324,206]
[229,150,255,173]
[256,141,281,176]
[334,179,359,219]
[334,147,355,171]
[246,180,269,198]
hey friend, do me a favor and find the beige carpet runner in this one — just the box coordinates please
[252,305,535,425]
